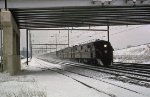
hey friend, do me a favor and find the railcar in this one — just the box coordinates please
[56,40,113,66]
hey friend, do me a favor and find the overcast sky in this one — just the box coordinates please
[20,25,150,50]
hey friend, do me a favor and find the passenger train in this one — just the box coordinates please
[56,40,114,67]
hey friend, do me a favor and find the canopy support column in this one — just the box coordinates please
[1,9,21,75]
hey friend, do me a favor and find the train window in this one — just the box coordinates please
[87,45,90,48]
[75,47,77,50]
[81,46,83,50]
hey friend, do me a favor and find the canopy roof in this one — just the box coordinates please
[11,6,150,29]
[0,0,150,29]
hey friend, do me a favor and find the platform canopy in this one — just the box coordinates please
[0,0,150,29]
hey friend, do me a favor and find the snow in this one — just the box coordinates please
[114,44,150,63]
[21,58,109,97]
[0,57,150,97]
[64,72,149,97]
[143,61,150,64]
[35,70,107,97]
[114,44,150,56]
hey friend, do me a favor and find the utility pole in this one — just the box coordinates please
[26,29,28,65]
[56,34,57,52]
[107,25,110,42]
[5,0,7,10]
[50,45,51,53]
[42,46,44,54]
[46,44,47,53]
[29,32,32,59]
[68,28,70,47]
[50,36,54,53]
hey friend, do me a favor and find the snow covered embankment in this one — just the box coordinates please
[114,44,150,63]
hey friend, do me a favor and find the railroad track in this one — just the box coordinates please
[111,62,150,76]
[114,62,150,69]
[63,62,150,80]
[111,65,150,74]
[38,57,150,84]
[34,58,117,97]
[34,58,146,96]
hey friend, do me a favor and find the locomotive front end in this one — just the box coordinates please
[94,40,114,66]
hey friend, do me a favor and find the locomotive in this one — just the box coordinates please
[56,40,114,66]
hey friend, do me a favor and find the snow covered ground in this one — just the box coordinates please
[114,44,150,63]
[0,57,150,97]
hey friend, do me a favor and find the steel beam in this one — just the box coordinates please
[32,48,56,49]
[32,44,68,45]
[1,1,150,28]
[29,28,107,31]
[1,0,150,8]
[4,0,7,10]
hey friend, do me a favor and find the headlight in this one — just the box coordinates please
[104,44,107,48]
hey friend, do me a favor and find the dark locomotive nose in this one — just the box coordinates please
[94,41,113,66]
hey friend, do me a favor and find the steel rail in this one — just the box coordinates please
[39,58,150,82]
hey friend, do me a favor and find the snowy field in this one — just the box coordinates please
[0,57,150,97]
[114,44,150,64]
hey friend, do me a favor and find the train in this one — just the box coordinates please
[56,40,114,67]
